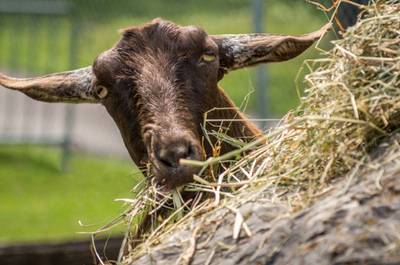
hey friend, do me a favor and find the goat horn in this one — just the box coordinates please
[0,66,99,103]
[212,23,331,72]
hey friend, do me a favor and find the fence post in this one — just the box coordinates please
[61,13,79,171]
[0,0,77,170]
[251,0,268,129]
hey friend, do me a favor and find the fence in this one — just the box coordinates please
[0,0,130,169]
[0,0,78,170]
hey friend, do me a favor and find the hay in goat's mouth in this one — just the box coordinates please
[97,0,400,262]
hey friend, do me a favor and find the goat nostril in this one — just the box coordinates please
[159,157,173,168]
[157,148,173,168]
[156,143,195,168]
[187,144,195,158]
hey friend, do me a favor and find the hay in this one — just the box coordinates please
[110,0,400,263]
[127,133,400,264]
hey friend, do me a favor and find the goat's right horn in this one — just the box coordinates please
[0,66,100,103]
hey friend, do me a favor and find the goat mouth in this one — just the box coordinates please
[151,157,201,189]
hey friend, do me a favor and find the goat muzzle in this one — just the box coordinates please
[150,133,203,189]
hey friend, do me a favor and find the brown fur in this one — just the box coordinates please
[92,19,261,188]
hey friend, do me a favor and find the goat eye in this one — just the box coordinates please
[95,85,108,99]
[200,53,216,62]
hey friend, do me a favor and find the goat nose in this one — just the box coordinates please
[157,142,193,168]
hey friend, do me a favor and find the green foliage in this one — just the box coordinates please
[0,145,142,242]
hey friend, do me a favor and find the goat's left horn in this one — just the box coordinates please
[0,66,99,103]
[212,23,331,72]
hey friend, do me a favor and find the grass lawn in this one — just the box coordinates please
[0,145,141,243]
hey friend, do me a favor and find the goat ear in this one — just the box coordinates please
[212,23,330,73]
[0,66,100,103]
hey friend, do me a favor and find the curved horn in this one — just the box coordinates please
[212,23,331,72]
[0,66,99,103]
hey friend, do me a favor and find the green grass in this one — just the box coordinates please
[0,1,327,115]
[0,145,141,243]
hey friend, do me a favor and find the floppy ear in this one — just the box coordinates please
[212,23,330,73]
[0,66,101,103]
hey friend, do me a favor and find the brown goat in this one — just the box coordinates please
[0,19,328,189]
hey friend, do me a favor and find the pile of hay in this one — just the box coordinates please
[104,0,400,263]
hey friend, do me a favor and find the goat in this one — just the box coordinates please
[0,19,329,189]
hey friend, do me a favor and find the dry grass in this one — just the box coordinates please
[91,1,400,263]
